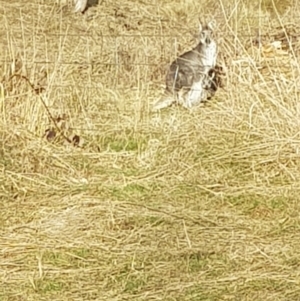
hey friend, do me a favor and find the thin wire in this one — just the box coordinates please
[1,60,297,68]
[0,32,291,38]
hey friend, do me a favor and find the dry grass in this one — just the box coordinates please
[1,0,300,300]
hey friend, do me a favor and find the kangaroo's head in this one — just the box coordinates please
[196,20,217,67]
[199,21,216,45]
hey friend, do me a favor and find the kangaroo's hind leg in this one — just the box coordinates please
[182,80,204,109]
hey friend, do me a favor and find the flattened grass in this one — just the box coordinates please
[1,0,300,300]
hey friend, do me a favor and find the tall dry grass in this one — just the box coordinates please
[1,0,300,300]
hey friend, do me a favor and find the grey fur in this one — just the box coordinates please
[74,0,88,13]
[153,21,218,111]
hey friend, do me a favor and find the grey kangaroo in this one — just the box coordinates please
[153,21,218,111]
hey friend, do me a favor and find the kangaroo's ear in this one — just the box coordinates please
[199,23,203,33]
[198,18,204,33]
[199,31,207,44]
[207,20,216,31]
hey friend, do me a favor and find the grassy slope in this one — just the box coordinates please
[1,0,300,300]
